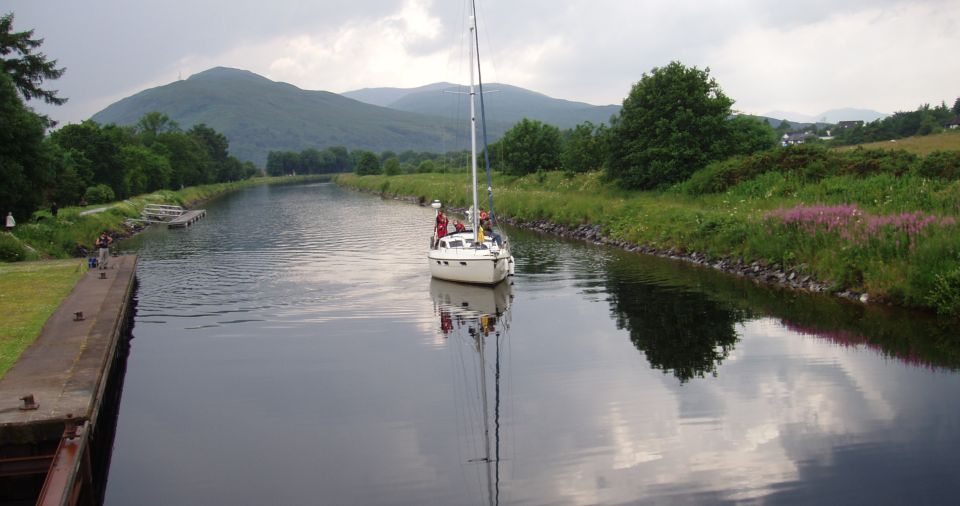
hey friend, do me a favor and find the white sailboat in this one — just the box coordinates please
[427,6,514,285]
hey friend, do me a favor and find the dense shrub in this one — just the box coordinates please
[926,268,960,316]
[677,157,746,195]
[417,160,436,173]
[679,145,834,195]
[914,150,960,180]
[83,184,115,204]
[383,158,401,176]
[838,148,917,177]
[0,233,26,262]
[680,145,958,196]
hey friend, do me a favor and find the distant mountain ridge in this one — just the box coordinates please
[90,67,620,166]
[344,83,620,129]
[763,108,889,124]
[91,67,464,166]
[341,83,458,108]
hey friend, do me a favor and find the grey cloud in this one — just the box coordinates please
[6,0,958,125]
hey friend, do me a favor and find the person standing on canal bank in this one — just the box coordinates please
[96,231,112,269]
[4,212,14,231]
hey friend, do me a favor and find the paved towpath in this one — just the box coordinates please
[0,255,137,443]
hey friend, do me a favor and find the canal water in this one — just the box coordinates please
[106,182,960,505]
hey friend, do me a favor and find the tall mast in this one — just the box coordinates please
[472,0,496,227]
[469,15,480,242]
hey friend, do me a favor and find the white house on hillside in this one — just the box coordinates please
[782,132,817,146]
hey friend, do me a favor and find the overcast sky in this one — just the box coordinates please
[8,0,960,126]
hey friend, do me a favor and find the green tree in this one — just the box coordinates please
[216,157,244,182]
[492,118,562,175]
[607,61,734,189]
[397,150,419,164]
[188,123,229,182]
[0,13,66,105]
[265,150,299,176]
[83,184,114,204]
[417,159,436,173]
[153,131,208,187]
[117,144,171,195]
[136,111,180,137]
[775,119,793,136]
[917,114,941,136]
[0,73,52,220]
[722,116,779,156]
[383,157,401,176]
[953,97,960,116]
[299,148,323,174]
[354,150,381,175]
[47,142,92,205]
[188,123,229,163]
[51,121,134,198]
[327,146,352,172]
[561,121,606,173]
[240,161,259,179]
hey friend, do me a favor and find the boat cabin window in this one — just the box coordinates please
[448,240,463,248]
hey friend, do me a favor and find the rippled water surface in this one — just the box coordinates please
[105,182,960,505]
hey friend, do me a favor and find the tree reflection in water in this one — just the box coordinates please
[603,258,749,383]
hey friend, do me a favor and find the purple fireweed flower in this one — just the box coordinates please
[765,204,956,249]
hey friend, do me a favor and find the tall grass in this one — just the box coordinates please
[337,163,960,315]
[834,130,960,156]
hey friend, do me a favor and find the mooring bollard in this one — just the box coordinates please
[19,394,39,410]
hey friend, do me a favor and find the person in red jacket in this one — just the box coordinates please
[433,211,449,248]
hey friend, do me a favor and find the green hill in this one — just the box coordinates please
[91,67,622,167]
[91,67,466,166]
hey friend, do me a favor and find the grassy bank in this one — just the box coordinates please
[0,259,86,376]
[336,165,960,316]
[833,130,960,156]
[0,175,331,262]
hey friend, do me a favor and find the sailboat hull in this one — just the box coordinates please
[428,234,512,285]
[428,251,511,285]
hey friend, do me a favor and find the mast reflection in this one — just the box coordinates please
[430,279,513,506]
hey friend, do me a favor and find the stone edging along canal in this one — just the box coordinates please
[372,189,869,304]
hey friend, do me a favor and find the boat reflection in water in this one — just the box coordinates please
[430,279,513,506]
[432,278,512,337]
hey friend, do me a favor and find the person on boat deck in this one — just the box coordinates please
[479,210,502,247]
[454,220,465,233]
[434,211,448,247]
